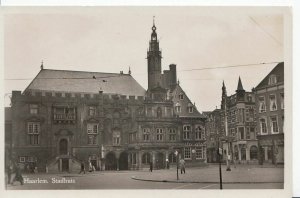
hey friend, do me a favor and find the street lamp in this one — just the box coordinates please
[217,137,223,190]
[174,150,179,180]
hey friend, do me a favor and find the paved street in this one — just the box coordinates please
[5,164,283,190]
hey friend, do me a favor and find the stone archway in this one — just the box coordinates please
[119,152,129,170]
[105,152,117,170]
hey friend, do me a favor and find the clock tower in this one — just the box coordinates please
[147,18,162,90]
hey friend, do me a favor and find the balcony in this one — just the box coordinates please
[53,113,76,124]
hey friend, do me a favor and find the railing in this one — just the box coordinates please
[54,113,76,121]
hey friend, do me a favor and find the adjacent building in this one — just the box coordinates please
[9,22,206,173]
[203,109,222,163]
[254,62,284,165]
[221,78,258,164]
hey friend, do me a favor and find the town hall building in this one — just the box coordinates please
[8,22,207,173]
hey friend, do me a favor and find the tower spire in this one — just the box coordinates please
[237,76,244,91]
[153,16,155,27]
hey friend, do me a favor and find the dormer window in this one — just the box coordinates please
[268,74,277,85]
[188,103,193,113]
[175,103,181,113]
[179,93,184,100]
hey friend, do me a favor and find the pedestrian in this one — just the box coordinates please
[79,161,85,174]
[179,158,185,174]
[11,163,24,185]
[166,158,169,169]
[149,161,153,172]
[89,161,93,172]
[7,161,13,184]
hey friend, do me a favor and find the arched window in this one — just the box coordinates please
[142,153,151,164]
[157,107,162,118]
[250,146,258,160]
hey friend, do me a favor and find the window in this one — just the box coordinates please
[250,146,258,160]
[147,107,153,117]
[196,147,205,159]
[195,126,204,140]
[237,109,244,123]
[28,122,40,145]
[169,153,177,163]
[142,153,151,164]
[231,128,236,137]
[183,125,191,140]
[250,127,256,139]
[238,127,245,140]
[280,93,284,109]
[270,116,279,133]
[269,95,277,111]
[88,135,97,145]
[113,131,121,145]
[143,128,150,141]
[89,106,97,116]
[87,123,98,145]
[129,133,136,143]
[247,95,253,102]
[260,118,267,134]
[168,129,176,141]
[188,104,193,113]
[179,93,184,100]
[53,107,76,122]
[156,128,163,141]
[87,123,98,134]
[246,128,251,139]
[268,74,277,85]
[19,156,26,163]
[157,107,162,118]
[29,104,38,114]
[259,96,266,113]
[184,147,191,159]
[175,103,181,113]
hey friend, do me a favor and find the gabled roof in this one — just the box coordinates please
[24,69,146,97]
[256,62,284,89]
[169,84,205,118]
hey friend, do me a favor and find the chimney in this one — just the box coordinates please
[169,64,177,86]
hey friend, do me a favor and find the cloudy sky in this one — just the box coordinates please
[3,7,285,111]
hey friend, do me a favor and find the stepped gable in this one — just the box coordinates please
[24,69,146,97]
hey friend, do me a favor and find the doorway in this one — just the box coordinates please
[156,152,164,169]
[61,158,69,172]
[119,152,129,170]
[105,152,117,170]
[59,139,68,155]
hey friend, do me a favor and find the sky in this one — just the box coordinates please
[3,7,285,111]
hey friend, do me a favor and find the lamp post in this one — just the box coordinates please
[217,137,223,190]
[175,150,179,180]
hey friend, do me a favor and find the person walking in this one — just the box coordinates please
[88,161,93,172]
[79,161,86,174]
[11,164,24,185]
[7,162,13,185]
[179,158,185,174]
[149,161,153,172]
[166,158,169,169]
